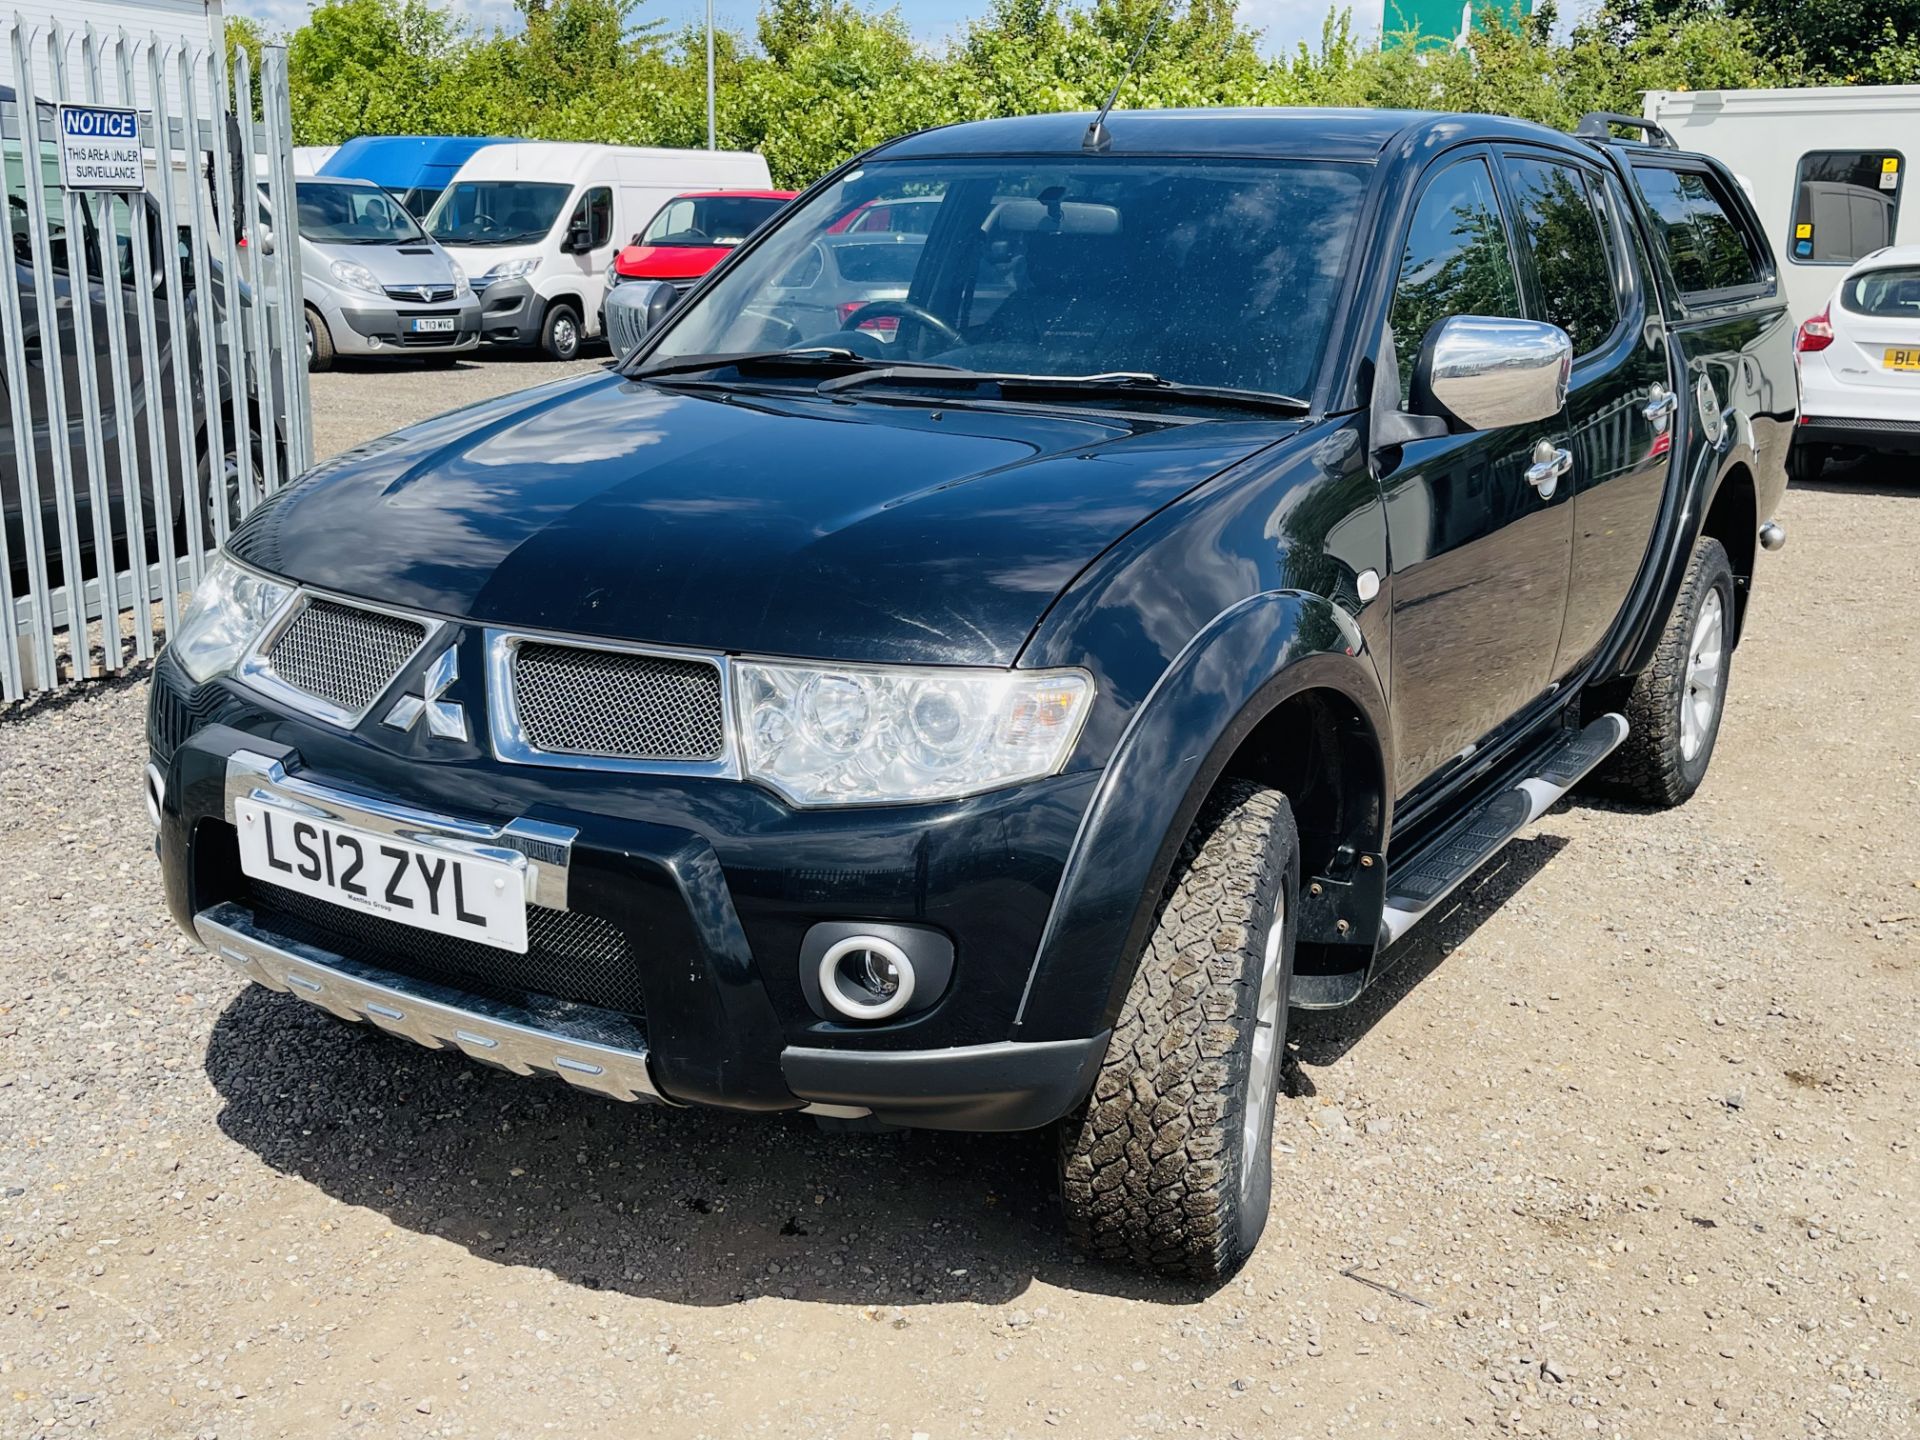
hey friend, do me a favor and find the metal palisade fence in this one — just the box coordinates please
[1,13,310,704]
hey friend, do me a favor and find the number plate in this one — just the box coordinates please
[1884,347,1920,371]
[234,798,528,953]
[411,316,456,334]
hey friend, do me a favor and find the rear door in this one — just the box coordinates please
[1379,150,1577,796]
[1494,148,1675,675]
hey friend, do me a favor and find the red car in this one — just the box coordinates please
[608,189,797,292]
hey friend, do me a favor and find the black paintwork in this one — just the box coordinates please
[152,108,1792,1125]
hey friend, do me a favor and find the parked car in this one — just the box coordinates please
[1790,244,1920,476]
[606,189,795,292]
[319,136,526,221]
[148,108,1791,1282]
[273,177,481,372]
[6,121,268,596]
[426,142,773,360]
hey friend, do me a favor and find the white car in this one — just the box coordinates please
[1792,244,1920,479]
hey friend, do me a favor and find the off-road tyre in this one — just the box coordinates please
[1059,779,1299,1283]
[1587,536,1735,808]
[541,303,583,361]
[305,307,335,372]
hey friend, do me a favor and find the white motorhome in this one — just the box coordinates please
[425,141,773,359]
[1644,86,1920,324]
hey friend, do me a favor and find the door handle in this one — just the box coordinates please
[1526,439,1573,499]
[1644,384,1676,432]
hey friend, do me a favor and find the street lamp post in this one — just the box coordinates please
[706,0,715,150]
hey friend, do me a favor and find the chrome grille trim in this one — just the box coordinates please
[239,589,444,729]
[485,628,740,779]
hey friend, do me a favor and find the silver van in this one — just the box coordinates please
[280,177,482,370]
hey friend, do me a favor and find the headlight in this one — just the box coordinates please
[449,260,470,298]
[735,660,1092,806]
[605,260,620,287]
[480,257,541,283]
[169,555,293,683]
[327,258,385,297]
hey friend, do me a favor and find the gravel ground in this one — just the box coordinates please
[2,358,1916,1440]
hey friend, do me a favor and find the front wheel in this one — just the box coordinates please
[1059,779,1299,1283]
[1588,536,1735,808]
[540,303,582,361]
[305,307,335,373]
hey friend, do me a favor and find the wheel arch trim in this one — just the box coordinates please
[1012,589,1390,1042]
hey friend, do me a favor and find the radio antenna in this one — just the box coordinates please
[1084,2,1172,152]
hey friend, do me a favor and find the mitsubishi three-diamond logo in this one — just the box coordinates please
[383,646,468,742]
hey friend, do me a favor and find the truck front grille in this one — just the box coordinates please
[262,598,426,717]
[243,878,648,1024]
[510,641,725,761]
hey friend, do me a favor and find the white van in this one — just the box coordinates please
[1642,86,1920,325]
[424,141,773,359]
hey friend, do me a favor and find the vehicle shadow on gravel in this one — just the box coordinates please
[1792,455,1911,496]
[203,987,1197,1309]
[1289,833,1568,1071]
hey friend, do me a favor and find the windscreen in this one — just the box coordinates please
[295,181,424,244]
[646,156,1367,399]
[1841,265,1920,317]
[641,194,786,247]
[427,180,571,246]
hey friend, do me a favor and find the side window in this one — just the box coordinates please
[585,186,612,249]
[1501,156,1619,356]
[1791,150,1902,264]
[1632,165,1765,297]
[1389,156,1523,405]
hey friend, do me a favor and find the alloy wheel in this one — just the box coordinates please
[1680,588,1725,762]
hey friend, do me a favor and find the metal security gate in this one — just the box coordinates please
[1,14,309,704]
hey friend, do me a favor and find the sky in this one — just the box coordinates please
[227,0,1376,57]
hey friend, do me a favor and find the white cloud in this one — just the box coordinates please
[226,0,523,40]
[1238,0,1384,54]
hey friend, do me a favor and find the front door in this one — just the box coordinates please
[1378,152,1577,797]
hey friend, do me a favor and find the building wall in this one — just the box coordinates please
[6,1,223,110]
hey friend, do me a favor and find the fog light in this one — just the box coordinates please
[818,935,916,1021]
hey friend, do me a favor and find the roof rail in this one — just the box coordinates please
[1575,112,1678,148]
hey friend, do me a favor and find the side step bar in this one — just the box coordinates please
[1379,713,1628,947]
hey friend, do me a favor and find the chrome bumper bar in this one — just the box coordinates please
[224,749,576,910]
[197,900,666,1104]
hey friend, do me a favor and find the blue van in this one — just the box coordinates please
[318,136,524,220]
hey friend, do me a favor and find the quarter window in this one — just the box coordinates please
[1389,157,1523,405]
[1632,165,1765,297]
[1502,157,1619,356]
[1790,150,1902,265]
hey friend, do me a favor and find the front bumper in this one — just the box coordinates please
[150,656,1106,1130]
[330,298,481,355]
[471,277,538,345]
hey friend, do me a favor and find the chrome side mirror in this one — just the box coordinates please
[1413,315,1571,431]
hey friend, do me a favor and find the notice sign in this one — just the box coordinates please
[56,105,143,191]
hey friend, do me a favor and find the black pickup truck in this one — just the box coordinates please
[146,107,1792,1282]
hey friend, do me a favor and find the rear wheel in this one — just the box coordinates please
[1588,536,1735,808]
[1059,779,1298,1283]
[541,303,582,361]
[1788,440,1826,482]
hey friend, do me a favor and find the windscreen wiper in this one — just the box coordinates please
[816,366,1310,416]
[631,346,885,381]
